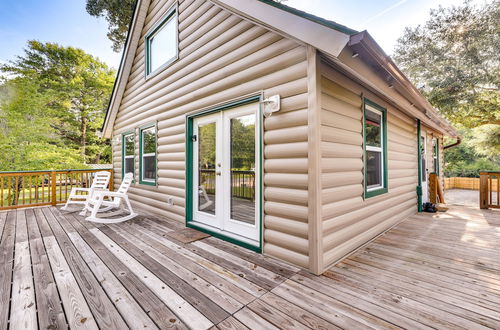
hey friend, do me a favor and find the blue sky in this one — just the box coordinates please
[0,0,482,70]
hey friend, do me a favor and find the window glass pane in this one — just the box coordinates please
[198,122,216,215]
[125,158,134,175]
[432,139,438,173]
[143,128,156,154]
[420,136,426,181]
[365,109,381,147]
[149,14,177,73]
[125,135,134,156]
[230,114,255,224]
[367,150,382,187]
[143,155,156,181]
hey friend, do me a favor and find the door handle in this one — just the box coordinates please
[216,171,221,176]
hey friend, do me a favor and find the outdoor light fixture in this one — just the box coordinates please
[261,94,281,117]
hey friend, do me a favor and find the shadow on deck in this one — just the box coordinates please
[0,204,499,329]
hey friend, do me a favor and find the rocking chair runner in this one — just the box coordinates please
[61,171,111,211]
[82,173,137,223]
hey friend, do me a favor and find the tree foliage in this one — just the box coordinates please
[394,0,499,128]
[0,41,115,171]
[443,126,499,177]
[86,0,137,52]
[394,0,499,176]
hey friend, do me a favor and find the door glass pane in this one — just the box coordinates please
[198,122,216,215]
[230,114,255,224]
[366,150,382,188]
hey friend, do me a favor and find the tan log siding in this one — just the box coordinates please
[112,0,310,268]
[319,61,418,269]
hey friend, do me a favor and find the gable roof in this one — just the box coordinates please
[102,0,151,139]
[256,0,358,36]
[102,0,457,138]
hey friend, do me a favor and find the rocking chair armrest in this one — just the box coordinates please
[71,187,92,192]
[93,191,125,198]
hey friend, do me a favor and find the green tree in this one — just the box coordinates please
[393,0,499,128]
[0,41,115,170]
[0,77,85,171]
[394,0,499,176]
[86,0,137,52]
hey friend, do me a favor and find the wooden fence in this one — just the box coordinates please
[0,169,113,211]
[444,177,499,191]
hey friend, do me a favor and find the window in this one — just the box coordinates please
[421,136,427,182]
[145,7,177,76]
[432,138,439,175]
[140,125,157,185]
[122,133,135,178]
[364,99,388,198]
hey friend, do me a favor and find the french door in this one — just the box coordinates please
[189,102,260,247]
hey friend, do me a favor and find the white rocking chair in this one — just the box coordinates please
[198,185,213,210]
[61,171,111,212]
[83,173,137,223]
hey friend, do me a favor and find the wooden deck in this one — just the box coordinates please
[0,205,499,329]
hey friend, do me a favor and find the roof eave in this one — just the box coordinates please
[209,0,351,57]
[348,31,458,137]
[102,0,149,139]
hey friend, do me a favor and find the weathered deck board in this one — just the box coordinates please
[113,222,243,314]
[10,210,37,330]
[42,208,128,329]
[25,209,67,330]
[0,211,16,330]
[101,224,229,325]
[1,204,499,329]
[58,217,159,329]
[64,212,186,329]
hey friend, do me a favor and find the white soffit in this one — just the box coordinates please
[210,0,350,57]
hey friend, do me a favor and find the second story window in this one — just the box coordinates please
[145,7,178,76]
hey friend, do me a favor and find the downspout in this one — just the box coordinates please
[444,136,462,150]
[417,119,423,212]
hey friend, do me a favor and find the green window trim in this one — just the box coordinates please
[144,5,178,78]
[185,95,263,253]
[121,131,135,181]
[139,123,157,186]
[363,98,388,199]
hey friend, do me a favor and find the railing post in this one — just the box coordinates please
[479,172,488,209]
[109,169,114,192]
[51,171,57,206]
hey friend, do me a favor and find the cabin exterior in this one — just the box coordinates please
[102,0,457,274]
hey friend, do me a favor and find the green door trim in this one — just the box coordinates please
[185,95,263,253]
